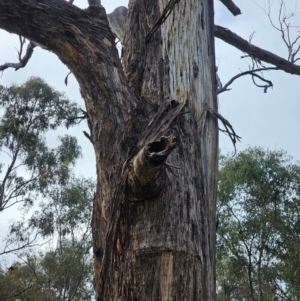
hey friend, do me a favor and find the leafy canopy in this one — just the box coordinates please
[217,147,300,301]
[0,77,84,212]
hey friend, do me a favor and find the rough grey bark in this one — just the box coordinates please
[112,0,218,299]
[0,0,218,300]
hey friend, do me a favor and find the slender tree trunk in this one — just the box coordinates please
[0,0,218,300]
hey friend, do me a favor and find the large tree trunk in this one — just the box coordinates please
[0,0,218,300]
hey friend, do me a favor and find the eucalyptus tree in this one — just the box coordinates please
[0,77,83,255]
[0,77,82,213]
[0,1,300,300]
[217,147,300,301]
[0,248,93,301]
[0,177,95,301]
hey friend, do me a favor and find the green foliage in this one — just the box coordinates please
[1,176,95,300]
[0,77,94,300]
[0,77,83,212]
[0,261,45,301]
[217,147,300,301]
[29,177,94,239]
[3,175,94,257]
[0,76,81,131]
[0,246,93,301]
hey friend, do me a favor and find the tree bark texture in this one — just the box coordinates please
[0,0,218,300]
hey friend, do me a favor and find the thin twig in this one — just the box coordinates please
[259,0,300,64]
[0,40,36,71]
[251,73,273,93]
[218,67,278,94]
[64,71,72,86]
[206,109,241,154]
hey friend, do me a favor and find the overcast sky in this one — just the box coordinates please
[0,0,299,265]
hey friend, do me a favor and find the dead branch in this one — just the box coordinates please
[205,109,241,154]
[215,25,300,75]
[218,67,278,94]
[83,130,93,144]
[0,39,36,71]
[0,231,44,256]
[262,0,300,64]
[219,0,241,16]
[251,73,273,93]
[64,71,72,85]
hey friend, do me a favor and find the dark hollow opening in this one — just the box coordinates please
[148,139,167,153]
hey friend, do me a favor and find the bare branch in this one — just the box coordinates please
[214,25,300,75]
[259,0,300,63]
[217,67,279,94]
[218,67,278,94]
[0,142,22,211]
[64,71,72,86]
[219,0,241,16]
[0,232,45,256]
[251,73,273,93]
[0,40,36,71]
[17,36,26,60]
[206,109,241,154]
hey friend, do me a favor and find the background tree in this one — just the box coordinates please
[0,77,84,255]
[0,176,95,301]
[0,77,83,212]
[0,0,299,300]
[0,77,95,299]
[217,147,300,301]
[0,249,93,301]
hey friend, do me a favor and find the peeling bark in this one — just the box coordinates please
[0,0,218,300]
[120,0,218,300]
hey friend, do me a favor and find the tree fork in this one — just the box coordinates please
[0,0,219,300]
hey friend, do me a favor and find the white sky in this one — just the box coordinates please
[0,0,299,265]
